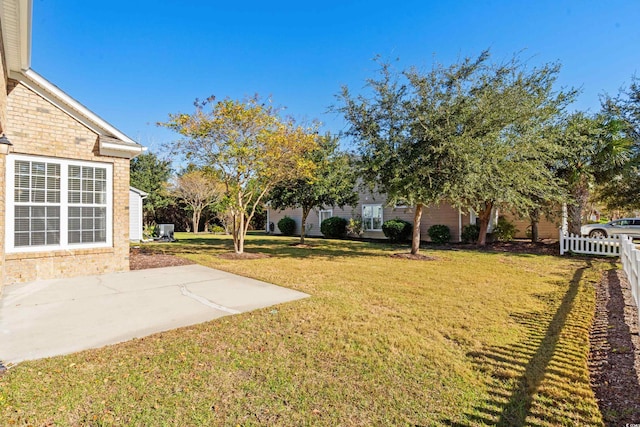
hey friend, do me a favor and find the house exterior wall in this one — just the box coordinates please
[0,46,7,296]
[502,211,562,240]
[1,79,130,285]
[267,191,472,243]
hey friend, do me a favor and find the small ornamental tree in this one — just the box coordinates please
[161,96,317,254]
[269,134,358,244]
[168,169,224,233]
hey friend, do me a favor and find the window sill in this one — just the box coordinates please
[5,246,115,260]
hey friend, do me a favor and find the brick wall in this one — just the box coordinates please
[2,78,130,285]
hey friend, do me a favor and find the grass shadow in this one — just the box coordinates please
[441,261,603,426]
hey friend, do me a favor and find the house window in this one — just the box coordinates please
[68,165,108,244]
[14,160,61,247]
[362,204,383,231]
[319,209,332,227]
[394,199,409,208]
[7,154,113,252]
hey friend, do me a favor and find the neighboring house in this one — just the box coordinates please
[267,189,490,242]
[129,187,148,242]
[268,189,563,242]
[0,0,144,293]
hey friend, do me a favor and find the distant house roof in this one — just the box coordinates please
[130,187,148,198]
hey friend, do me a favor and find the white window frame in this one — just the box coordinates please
[319,209,333,228]
[362,204,383,231]
[6,154,113,253]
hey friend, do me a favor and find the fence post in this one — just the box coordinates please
[559,227,565,255]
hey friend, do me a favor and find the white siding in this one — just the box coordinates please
[129,189,143,242]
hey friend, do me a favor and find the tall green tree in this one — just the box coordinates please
[596,77,640,212]
[446,58,573,245]
[130,152,172,225]
[338,56,477,254]
[556,113,633,234]
[160,96,317,254]
[269,133,358,244]
[339,51,571,248]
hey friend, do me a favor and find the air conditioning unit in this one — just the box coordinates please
[157,224,175,242]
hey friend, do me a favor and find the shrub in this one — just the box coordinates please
[277,216,296,236]
[462,224,480,243]
[428,224,451,244]
[209,224,225,234]
[494,217,517,242]
[346,215,364,238]
[321,216,348,238]
[382,218,413,243]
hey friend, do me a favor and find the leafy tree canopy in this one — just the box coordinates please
[269,133,358,244]
[130,152,173,225]
[160,95,318,254]
[338,51,573,247]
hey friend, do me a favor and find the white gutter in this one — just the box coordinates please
[18,0,30,70]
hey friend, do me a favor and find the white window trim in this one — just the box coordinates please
[362,204,383,231]
[6,154,113,253]
[318,209,333,228]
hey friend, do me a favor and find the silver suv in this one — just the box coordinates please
[580,218,640,238]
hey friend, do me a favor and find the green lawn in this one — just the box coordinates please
[1,233,608,426]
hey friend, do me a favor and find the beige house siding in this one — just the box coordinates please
[2,79,130,285]
[268,193,474,243]
[502,211,562,240]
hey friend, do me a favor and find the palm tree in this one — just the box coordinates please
[556,113,633,234]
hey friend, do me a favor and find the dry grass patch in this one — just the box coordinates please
[0,233,606,425]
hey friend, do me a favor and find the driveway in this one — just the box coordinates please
[0,265,308,364]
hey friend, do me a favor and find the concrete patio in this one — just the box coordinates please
[0,264,308,364]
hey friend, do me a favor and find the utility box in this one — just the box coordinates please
[157,224,175,242]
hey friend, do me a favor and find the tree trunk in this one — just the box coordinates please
[477,201,493,246]
[237,212,245,254]
[300,206,310,245]
[568,178,590,235]
[411,203,424,255]
[192,208,201,234]
[232,213,239,253]
[529,208,540,243]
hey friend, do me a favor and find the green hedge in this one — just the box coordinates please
[427,224,451,244]
[277,216,296,236]
[321,216,348,238]
[382,219,413,243]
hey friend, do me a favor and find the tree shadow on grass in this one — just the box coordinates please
[590,268,640,425]
[142,235,417,260]
[441,261,603,426]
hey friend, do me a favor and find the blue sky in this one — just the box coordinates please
[31,1,639,153]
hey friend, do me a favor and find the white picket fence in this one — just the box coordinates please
[559,230,640,327]
[620,235,640,326]
[558,230,621,256]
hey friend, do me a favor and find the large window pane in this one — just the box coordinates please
[362,204,383,231]
[12,157,109,250]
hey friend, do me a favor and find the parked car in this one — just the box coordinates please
[580,218,640,238]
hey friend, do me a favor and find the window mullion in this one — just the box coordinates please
[60,161,69,247]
